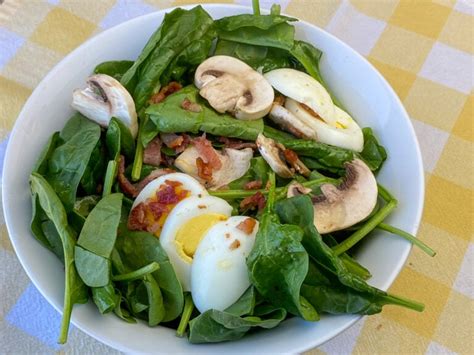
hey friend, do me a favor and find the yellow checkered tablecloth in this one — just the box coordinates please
[0,0,472,353]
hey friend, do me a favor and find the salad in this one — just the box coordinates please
[29,2,435,345]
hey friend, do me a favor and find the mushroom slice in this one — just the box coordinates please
[256,134,293,178]
[194,56,274,120]
[285,98,363,152]
[288,159,377,233]
[174,146,253,190]
[287,181,312,197]
[269,103,318,140]
[72,74,138,138]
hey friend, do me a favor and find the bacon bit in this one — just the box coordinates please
[265,180,272,190]
[161,133,184,149]
[117,156,139,197]
[128,202,147,230]
[196,157,213,182]
[161,153,175,167]
[198,204,207,209]
[244,180,262,190]
[236,218,257,235]
[225,233,231,239]
[164,179,182,188]
[150,82,182,104]
[218,136,257,150]
[283,149,299,165]
[229,239,241,250]
[240,191,266,212]
[147,201,168,220]
[134,168,174,194]
[273,95,285,106]
[193,134,222,170]
[181,98,202,112]
[143,137,162,167]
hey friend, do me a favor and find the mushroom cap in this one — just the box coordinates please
[256,134,293,178]
[288,159,377,233]
[174,146,253,190]
[285,98,363,152]
[194,56,274,120]
[72,74,138,138]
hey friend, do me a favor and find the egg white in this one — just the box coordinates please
[159,195,233,291]
[191,216,258,313]
[132,172,208,209]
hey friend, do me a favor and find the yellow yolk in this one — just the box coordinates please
[174,213,228,262]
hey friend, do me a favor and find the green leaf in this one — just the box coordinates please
[94,60,134,81]
[80,139,107,195]
[215,14,296,32]
[29,173,88,344]
[143,274,166,326]
[41,220,64,262]
[92,283,119,314]
[74,245,110,287]
[359,127,387,172]
[33,132,62,175]
[77,193,123,258]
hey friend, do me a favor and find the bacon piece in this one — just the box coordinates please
[143,137,162,167]
[181,98,202,112]
[150,82,182,104]
[244,180,262,190]
[193,135,222,170]
[147,201,168,220]
[240,191,266,212]
[117,156,138,197]
[229,239,241,250]
[283,149,299,165]
[127,202,147,230]
[161,133,190,154]
[236,218,257,234]
[218,136,257,150]
[196,157,213,182]
[135,168,174,194]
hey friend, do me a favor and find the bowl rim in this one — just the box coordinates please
[2,3,425,353]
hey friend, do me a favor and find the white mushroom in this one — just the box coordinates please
[71,74,138,138]
[194,56,274,120]
[256,134,310,178]
[287,159,377,233]
[264,68,364,152]
[269,102,318,140]
[174,146,253,190]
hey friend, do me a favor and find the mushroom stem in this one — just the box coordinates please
[332,198,397,256]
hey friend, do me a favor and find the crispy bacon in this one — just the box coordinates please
[218,136,257,150]
[240,191,266,212]
[229,239,241,250]
[150,82,182,104]
[236,218,257,234]
[143,137,162,167]
[181,98,202,112]
[244,180,262,190]
[196,157,213,182]
[161,133,190,154]
[127,202,147,230]
[283,149,299,165]
[193,134,222,170]
[117,156,138,197]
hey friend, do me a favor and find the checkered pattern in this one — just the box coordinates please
[0,0,472,353]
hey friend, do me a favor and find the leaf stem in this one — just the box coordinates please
[176,293,194,337]
[102,160,117,197]
[332,198,398,255]
[377,223,436,257]
[252,0,261,15]
[383,293,425,312]
[377,183,395,202]
[131,142,143,182]
[112,262,160,282]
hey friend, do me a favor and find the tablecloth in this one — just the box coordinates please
[0,0,472,353]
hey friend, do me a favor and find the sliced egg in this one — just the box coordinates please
[191,216,258,313]
[129,173,207,236]
[160,195,233,291]
[285,98,363,152]
[264,68,364,152]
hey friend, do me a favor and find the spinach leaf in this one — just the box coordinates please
[218,22,295,50]
[77,193,123,258]
[143,274,166,326]
[121,6,214,110]
[33,132,62,175]
[115,231,184,322]
[80,139,106,195]
[290,41,324,87]
[92,283,119,314]
[94,60,134,81]
[41,220,64,262]
[47,114,101,211]
[144,86,263,146]
[73,195,100,218]
[106,117,135,161]
[30,173,88,344]
[225,287,256,317]
[74,246,110,287]
[215,14,296,32]
[359,127,387,172]
[228,157,269,189]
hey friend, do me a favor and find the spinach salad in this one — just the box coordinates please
[29,1,435,345]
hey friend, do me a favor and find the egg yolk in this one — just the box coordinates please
[174,213,228,262]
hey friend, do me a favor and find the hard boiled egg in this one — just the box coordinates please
[191,216,258,313]
[160,195,233,291]
[264,68,364,152]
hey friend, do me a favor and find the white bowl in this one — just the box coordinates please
[2,4,424,354]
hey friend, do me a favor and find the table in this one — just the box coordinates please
[1,0,472,353]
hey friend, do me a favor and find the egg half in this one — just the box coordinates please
[130,173,208,235]
[159,195,233,291]
[191,216,258,313]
